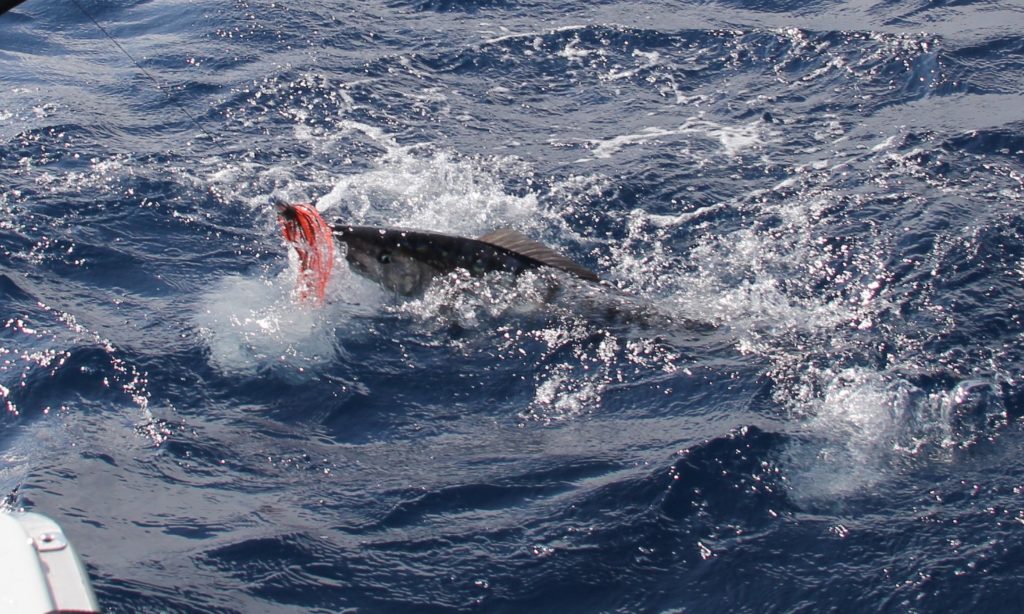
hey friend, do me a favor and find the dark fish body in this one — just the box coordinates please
[332,224,599,296]
[275,201,711,333]
[275,200,597,297]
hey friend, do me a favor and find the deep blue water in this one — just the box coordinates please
[3,0,1024,611]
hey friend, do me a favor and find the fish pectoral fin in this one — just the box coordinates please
[477,228,600,281]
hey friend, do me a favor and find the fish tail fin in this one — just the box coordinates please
[275,201,335,303]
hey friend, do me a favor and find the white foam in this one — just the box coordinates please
[781,368,917,502]
[557,35,596,62]
[583,117,770,160]
[588,126,680,159]
[482,24,588,46]
[316,147,542,237]
[598,174,987,501]
[194,261,382,379]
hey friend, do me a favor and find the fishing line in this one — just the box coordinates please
[69,0,231,157]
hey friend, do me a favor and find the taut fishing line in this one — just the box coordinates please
[68,0,231,157]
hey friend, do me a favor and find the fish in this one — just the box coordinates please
[275,199,716,336]
[274,199,598,299]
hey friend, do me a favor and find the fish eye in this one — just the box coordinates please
[378,251,392,264]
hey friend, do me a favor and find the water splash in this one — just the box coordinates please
[392,270,685,423]
[195,272,346,379]
[316,137,543,238]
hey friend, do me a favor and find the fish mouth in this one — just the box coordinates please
[271,196,296,218]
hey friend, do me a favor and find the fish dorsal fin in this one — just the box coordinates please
[477,229,599,281]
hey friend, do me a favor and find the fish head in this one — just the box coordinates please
[335,227,438,296]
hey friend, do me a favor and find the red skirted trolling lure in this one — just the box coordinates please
[275,200,335,303]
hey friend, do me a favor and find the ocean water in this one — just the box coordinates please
[3,0,1024,611]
